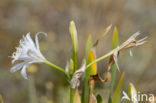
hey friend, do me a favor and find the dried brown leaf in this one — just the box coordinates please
[89,93,97,103]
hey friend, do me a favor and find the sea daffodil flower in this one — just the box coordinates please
[10,32,47,79]
[113,32,147,71]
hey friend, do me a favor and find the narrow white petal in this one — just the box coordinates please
[21,64,29,79]
[26,33,35,46]
[10,62,25,73]
[120,32,140,49]
[65,61,69,73]
[136,41,147,46]
[11,58,17,64]
[131,32,140,39]
[35,32,47,50]
[137,36,148,43]
[129,50,133,57]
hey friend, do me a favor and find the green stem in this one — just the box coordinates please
[43,60,71,80]
[86,49,115,69]
[82,74,90,103]
[70,87,75,103]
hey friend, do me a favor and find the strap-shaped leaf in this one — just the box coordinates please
[86,49,97,75]
[0,94,4,103]
[112,27,119,49]
[96,94,102,103]
[82,34,94,103]
[86,34,97,76]
[85,34,93,59]
[112,72,125,103]
[69,21,78,72]
[109,27,119,103]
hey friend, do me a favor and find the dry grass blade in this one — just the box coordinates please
[93,24,112,47]
[91,71,111,82]
[89,93,97,103]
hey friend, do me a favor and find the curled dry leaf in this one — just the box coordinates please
[90,71,112,83]
[89,93,97,103]
[70,61,86,88]
[93,24,112,47]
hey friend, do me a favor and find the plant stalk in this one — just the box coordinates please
[44,60,71,80]
[70,87,75,103]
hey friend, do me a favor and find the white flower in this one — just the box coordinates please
[113,32,147,71]
[10,32,47,79]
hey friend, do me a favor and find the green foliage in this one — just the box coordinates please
[112,27,119,49]
[96,94,102,103]
[85,34,93,59]
[112,72,125,103]
[0,94,4,103]
[108,27,119,103]
[69,59,74,75]
[69,21,78,72]
[82,34,94,103]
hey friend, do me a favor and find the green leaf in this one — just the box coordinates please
[108,27,119,103]
[69,21,78,72]
[86,49,97,75]
[0,94,4,103]
[85,34,93,59]
[112,72,125,103]
[85,34,97,76]
[69,59,74,75]
[82,34,94,103]
[96,94,102,103]
[112,27,119,49]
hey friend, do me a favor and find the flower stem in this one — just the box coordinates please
[43,60,71,80]
[70,87,75,103]
[86,49,115,69]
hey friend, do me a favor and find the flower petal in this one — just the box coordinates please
[10,62,25,73]
[65,61,69,73]
[26,33,35,46]
[129,49,133,57]
[21,64,29,79]
[35,32,47,50]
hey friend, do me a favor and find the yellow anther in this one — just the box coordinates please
[12,52,16,57]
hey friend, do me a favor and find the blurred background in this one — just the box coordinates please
[0,0,156,103]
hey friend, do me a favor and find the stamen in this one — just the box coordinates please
[12,52,16,57]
